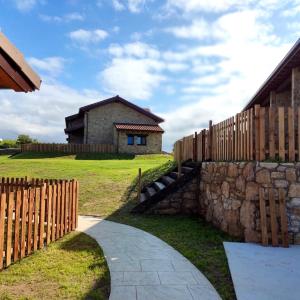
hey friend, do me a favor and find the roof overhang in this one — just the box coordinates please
[114,122,164,133]
[0,32,41,92]
[243,39,300,111]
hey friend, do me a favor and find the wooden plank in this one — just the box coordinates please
[64,182,69,234]
[6,192,14,266]
[269,107,275,159]
[75,180,79,228]
[56,182,61,239]
[46,185,52,245]
[51,185,57,241]
[20,190,28,258]
[33,188,39,251]
[0,193,6,269]
[254,105,260,161]
[268,188,278,247]
[60,181,65,237]
[39,185,46,249]
[259,188,268,246]
[278,107,285,160]
[27,188,34,255]
[279,188,289,247]
[259,107,266,161]
[14,190,22,262]
[288,107,295,161]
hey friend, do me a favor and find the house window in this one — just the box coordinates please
[136,135,147,146]
[127,135,134,145]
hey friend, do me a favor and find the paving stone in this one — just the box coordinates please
[140,259,174,271]
[158,271,198,285]
[188,285,222,300]
[122,271,160,285]
[110,286,137,300]
[137,285,193,300]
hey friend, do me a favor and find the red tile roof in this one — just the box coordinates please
[114,123,164,132]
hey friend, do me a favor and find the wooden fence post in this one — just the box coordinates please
[254,105,261,161]
[137,168,142,201]
[208,120,213,160]
[178,140,182,178]
[194,131,198,162]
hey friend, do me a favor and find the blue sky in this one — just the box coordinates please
[0,0,300,150]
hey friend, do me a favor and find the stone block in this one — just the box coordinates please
[256,169,271,184]
[288,183,300,197]
[242,162,255,181]
[274,180,289,188]
[228,163,238,177]
[259,162,278,169]
[236,176,245,192]
[271,172,285,179]
[245,182,258,201]
[240,200,256,229]
[286,168,297,182]
[221,181,230,198]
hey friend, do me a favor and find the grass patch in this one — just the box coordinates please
[0,232,110,300]
[0,152,172,216]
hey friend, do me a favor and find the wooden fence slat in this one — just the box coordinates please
[268,189,278,247]
[14,190,21,262]
[279,188,289,247]
[0,193,6,269]
[278,107,285,160]
[288,107,295,161]
[60,181,65,237]
[46,185,52,245]
[6,192,14,266]
[20,190,28,258]
[259,188,268,246]
[56,182,61,239]
[33,188,39,251]
[52,185,57,241]
[39,185,46,249]
[269,107,275,159]
[259,107,266,161]
[27,189,34,255]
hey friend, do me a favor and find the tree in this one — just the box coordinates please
[16,134,38,145]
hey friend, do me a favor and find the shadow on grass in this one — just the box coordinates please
[59,232,111,300]
[10,152,135,160]
[103,160,239,300]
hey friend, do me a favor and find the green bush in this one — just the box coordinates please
[0,139,17,149]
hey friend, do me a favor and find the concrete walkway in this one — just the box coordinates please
[224,242,300,300]
[78,216,221,300]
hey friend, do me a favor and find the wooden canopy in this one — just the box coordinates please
[0,32,41,92]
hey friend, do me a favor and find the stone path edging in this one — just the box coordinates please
[77,216,221,300]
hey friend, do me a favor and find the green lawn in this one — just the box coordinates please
[0,232,110,300]
[0,153,237,300]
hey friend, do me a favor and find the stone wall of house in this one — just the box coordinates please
[200,161,300,244]
[117,130,162,154]
[86,102,157,144]
[147,177,199,215]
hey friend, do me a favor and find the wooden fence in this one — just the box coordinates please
[0,177,79,270]
[174,105,300,162]
[21,143,117,153]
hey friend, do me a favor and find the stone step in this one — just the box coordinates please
[181,166,193,173]
[161,176,175,186]
[146,186,156,198]
[139,193,147,203]
[169,172,180,179]
[153,181,166,192]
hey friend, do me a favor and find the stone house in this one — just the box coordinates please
[64,95,164,154]
[243,38,300,110]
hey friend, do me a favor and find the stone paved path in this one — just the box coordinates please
[78,216,221,300]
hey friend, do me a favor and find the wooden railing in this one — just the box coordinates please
[21,143,117,153]
[174,105,300,162]
[0,177,79,270]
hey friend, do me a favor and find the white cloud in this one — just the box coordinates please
[165,19,210,40]
[111,0,147,13]
[100,57,165,100]
[39,12,84,23]
[69,29,108,44]
[0,80,104,141]
[27,57,67,77]
[14,0,37,12]
[112,0,125,11]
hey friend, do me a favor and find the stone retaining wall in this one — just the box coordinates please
[200,161,300,244]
